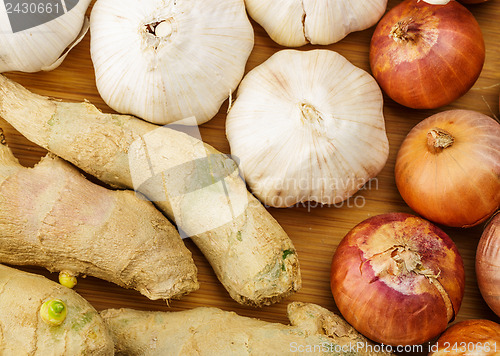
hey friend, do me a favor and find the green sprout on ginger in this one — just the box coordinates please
[40,299,67,326]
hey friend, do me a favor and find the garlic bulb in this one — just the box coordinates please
[0,0,91,73]
[245,0,388,47]
[226,50,389,208]
[90,0,254,125]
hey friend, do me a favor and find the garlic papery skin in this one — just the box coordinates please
[90,0,254,125]
[0,0,91,73]
[226,50,389,208]
[244,0,388,47]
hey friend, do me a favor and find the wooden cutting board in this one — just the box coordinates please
[2,1,499,354]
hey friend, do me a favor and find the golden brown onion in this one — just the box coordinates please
[429,319,500,355]
[477,214,500,317]
[395,110,500,228]
[370,0,485,109]
[330,213,465,346]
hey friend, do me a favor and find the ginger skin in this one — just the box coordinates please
[0,129,198,301]
[101,303,393,356]
[0,264,114,355]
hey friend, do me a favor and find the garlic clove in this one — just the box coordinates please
[245,0,307,47]
[245,0,388,47]
[0,0,91,73]
[226,49,389,208]
[303,0,388,45]
[90,0,254,125]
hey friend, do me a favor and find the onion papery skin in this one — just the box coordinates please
[395,110,500,228]
[330,213,465,346]
[370,0,485,109]
[430,319,500,356]
[476,214,500,317]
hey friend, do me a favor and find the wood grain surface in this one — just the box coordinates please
[2,1,499,355]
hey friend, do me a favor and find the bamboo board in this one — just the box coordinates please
[2,1,499,355]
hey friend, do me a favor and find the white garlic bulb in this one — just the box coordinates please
[226,50,389,208]
[0,0,91,73]
[245,0,388,47]
[90,0,254,125]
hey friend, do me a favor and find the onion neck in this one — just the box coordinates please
[427,128,454,154]
[365,244,455,322]
[390,18,420,43]
[390,247,456,323]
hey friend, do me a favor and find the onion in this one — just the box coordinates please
[430,319,500,355]
[330,213,465,346]
[395,110,500,228]
[459,0,489,4]
[476,214,500,317]
[370,0,485,109]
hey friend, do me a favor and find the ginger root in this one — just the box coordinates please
[0,129,198,301]
[0,75,301,306]
[0,264,114,355]
[100,302,393,355]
